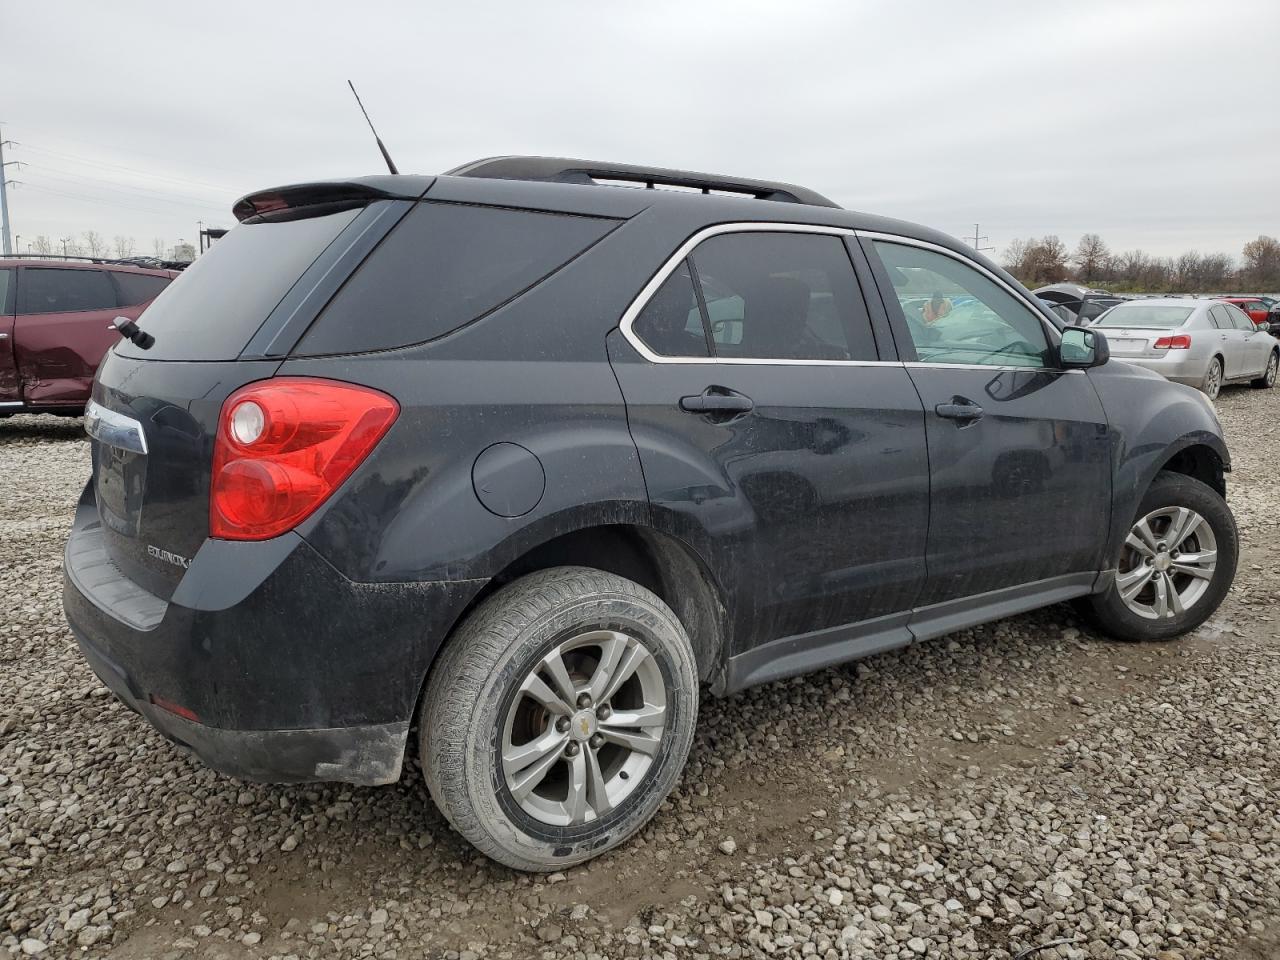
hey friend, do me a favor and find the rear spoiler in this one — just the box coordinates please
[232,175,434,223]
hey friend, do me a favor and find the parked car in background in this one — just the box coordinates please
[65,157,1241,871]
[1092,298,1278,398]
[1033,283,1126,325]
[0,258,178,415]
[1216,296,1272,329]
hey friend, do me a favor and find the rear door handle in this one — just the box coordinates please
[680,388,754,416]
[935,399,984,422]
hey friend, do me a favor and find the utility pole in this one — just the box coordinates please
[0,128,18,256]
[966,223,994,254]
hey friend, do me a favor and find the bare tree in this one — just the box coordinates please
[1002,238,1031,276]
[152,237,167,258]
[113,235,136,259]
[32,235,53,255]
[83,230,109,258]
[1241,235,1280,289]
[1073,234,1110,283]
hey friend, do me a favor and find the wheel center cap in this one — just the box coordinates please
[568,710,598,742]
[1154,552,1172,572]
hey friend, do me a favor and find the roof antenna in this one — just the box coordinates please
[347,81,399,175]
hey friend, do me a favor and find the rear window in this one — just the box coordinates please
[118,207,360,360]
[113,272,171,307]
[20,268,117,314]
[294,201,615,356]
[1093,304,1193,329]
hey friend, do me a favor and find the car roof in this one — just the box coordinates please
[236,162,1016,284]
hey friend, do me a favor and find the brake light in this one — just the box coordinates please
[1154,335,1191,350]
[210,378,399,540]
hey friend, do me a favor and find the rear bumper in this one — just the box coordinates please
[63,488,485,785]
[1114,353,1208,387]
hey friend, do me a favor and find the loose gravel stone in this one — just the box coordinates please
[2,389,1279,959]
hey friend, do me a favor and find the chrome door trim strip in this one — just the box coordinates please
[0,400,25,408]
[84,399,149,455]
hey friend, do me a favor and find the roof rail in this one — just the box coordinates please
[445,156,841,208]
[3,252,190,270]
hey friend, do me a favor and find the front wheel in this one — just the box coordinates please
[1076,472,1237,642]
[421,567,698,871]
[1202,357,1223,400]
[1251,350,1278,389]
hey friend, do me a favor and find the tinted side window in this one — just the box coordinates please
[872,241,1051,368]
[688,232,876,361]
[0,268,13,313]
[296,202,616,356]
[631,260,710,358]
[113,272,171,307]
[20,268,117,314]
[1209,305,1232,329]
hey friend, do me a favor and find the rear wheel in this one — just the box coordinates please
[1202,357,1223,399]
[421,567,698,871]
[1251,350,1278,389]
[1076,472,1236,642]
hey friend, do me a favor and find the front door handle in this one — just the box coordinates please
[935,398,984,423]
[680,388,754,417]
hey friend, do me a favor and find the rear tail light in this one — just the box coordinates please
[1154,334,1191,350]
[210,378,399,540]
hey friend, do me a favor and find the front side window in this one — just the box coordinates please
[687,232,876,361]
[1228,305,1256,331]
[872,241,1051,368]
[20,268,117,315]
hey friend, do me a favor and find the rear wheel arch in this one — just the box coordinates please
[424,523,728,693]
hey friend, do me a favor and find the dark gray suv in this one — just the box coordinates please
[63,158,1237,870]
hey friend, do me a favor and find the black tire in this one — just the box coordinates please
[1076,472,1237,642]
[1202,357,1223,400]
[421,566,698,871]
[1250,349,1278,389]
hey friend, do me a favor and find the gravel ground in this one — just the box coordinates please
[1,384,1278,960]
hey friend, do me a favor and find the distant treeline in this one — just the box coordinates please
[1002,233,1280,294]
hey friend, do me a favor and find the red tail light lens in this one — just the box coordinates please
[1153,334,1191,350]
[210,378,399,540]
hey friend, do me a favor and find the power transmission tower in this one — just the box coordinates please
[966,223,993,254]
[0,127,20,256]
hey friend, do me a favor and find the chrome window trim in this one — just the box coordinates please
[84,399,149,455]
[617,221,889,367]
[855,230,1064,349]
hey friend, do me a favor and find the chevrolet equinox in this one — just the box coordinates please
[63,157,1238,870]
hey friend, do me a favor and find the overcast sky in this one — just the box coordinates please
[5,0,1278,260]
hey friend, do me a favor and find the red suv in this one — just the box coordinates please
[0,259,177,415]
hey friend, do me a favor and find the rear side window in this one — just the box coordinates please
[691,232,874,361]
[118,207,361,361]
[20,268,117,314]
[0,268,13,313]
[1209,305,1233,329]
[295,202,615,356]
[113,272,171,307]
[631,260,710,358]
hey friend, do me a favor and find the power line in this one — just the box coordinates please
[19,143,238,193]
[25,169,229,213]
[16,182,227,222]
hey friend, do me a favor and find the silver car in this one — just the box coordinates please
[1091,298,1279,399]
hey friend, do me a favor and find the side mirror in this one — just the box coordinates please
[1059,327,1110,368]
[1258,321,1272,333]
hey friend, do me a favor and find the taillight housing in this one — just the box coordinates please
[210,378,399,541]
[1154,334,1191,350]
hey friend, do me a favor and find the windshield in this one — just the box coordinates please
[1093,305,1194,329]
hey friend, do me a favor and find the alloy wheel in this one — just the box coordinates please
[1116,506,1218,620]
[1266,353,1278,387]
[500,630,667,827]
[1204,361,1222,400]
